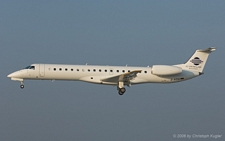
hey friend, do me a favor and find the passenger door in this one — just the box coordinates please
[39,64,45,77]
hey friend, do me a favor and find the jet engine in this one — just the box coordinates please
[151,65,182,76]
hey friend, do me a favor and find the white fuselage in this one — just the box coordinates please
[8,63,199,85]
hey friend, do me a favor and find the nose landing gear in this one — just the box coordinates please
[20,81,24,89]
[20,85,24,89]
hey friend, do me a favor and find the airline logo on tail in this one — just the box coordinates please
[190,57,203,66]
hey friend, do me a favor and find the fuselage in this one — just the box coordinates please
[8,63,199,85]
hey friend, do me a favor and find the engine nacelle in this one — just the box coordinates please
[151,65,182,76]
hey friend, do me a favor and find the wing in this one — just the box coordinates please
[101,70,142,85]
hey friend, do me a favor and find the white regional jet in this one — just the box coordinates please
[8,47,215,95]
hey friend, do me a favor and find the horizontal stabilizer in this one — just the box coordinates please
[198,47,216,53]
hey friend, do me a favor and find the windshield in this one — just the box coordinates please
[24,65,35,70]
[24,66,31,69]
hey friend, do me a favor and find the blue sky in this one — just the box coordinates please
[1,1,225,141]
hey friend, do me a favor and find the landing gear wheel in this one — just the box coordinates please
[119,91,123,95]
[20,85,24,89]
[118,88,126,95]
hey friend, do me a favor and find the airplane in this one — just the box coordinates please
[7,47,215,95]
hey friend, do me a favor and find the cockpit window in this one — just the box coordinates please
[25,66,31,69]
[24,66,35,70]
[30,66,35,70]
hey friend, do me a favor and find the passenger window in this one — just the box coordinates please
[88,69,90,72]
[110,70,113,72]
[128,70,130,72]
[144,71,147,73]
[54,68,56,71]
[71,69,73,71]
[105,70,107,72]
[59,68,62,71]
[93,69,96,72]
[99,69,101,72]
[122,70,125,73]
[117,70,119,73]
[65,68,68,71]
[77,69,79,71]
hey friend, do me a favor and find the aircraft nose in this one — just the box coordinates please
[7,73,15,78]
[7,71,21,78]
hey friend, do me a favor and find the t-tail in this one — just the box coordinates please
[176,47,216,73]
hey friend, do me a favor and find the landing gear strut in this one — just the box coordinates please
[117,81,126,95]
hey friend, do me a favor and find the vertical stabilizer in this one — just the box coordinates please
[181,47,216,73]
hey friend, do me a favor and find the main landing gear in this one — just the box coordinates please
[118,87,126,95]
[117,81,126,95]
